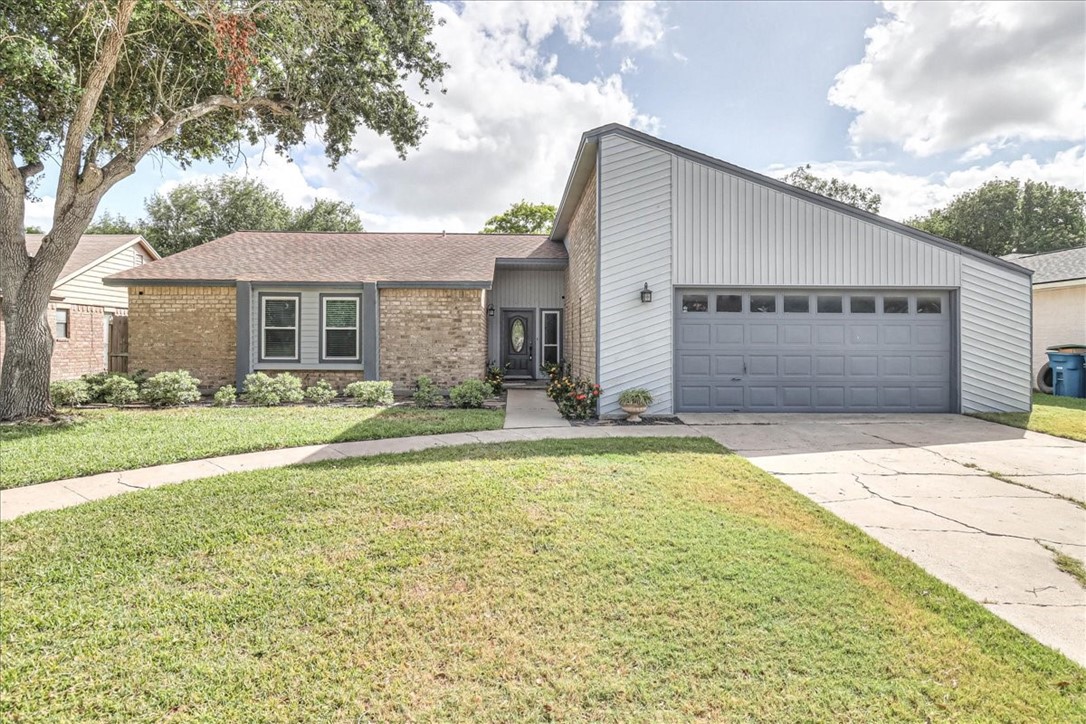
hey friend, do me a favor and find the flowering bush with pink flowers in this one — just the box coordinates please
[551,376,601,420]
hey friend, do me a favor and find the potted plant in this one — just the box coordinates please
[618,388,653,423]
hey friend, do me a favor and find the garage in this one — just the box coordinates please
[675,289,953,412]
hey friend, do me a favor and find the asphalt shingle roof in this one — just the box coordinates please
[25,234,144,281]
[106,232,566,286]
[1004,246,1086,284]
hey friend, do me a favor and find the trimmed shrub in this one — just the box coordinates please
[80,372,112,403]
[344,380,394,406]
[213,385,237,407]
[140,370,201,407]
[304,379,338,406]
[553,377,601,420]
[99,375,140,406]
[270,373,304,404]
[412,376,442,408]
[50,379,90,408]
[242,373,280,406]
[449,379,493,409]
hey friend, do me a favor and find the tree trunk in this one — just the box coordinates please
[0,296,54,420]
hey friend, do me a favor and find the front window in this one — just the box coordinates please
[55,309,69,339]
[262,296,298,360]
[322,297,360,360]
[541,311,561,367]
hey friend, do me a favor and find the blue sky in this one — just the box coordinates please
[26,1,1085,232]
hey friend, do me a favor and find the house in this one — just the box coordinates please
[105,124,1034,416]
[1,234,159,380]
[1004,246,1086,392]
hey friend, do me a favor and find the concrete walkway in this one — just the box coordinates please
[0,424,696,520]
[684,413,1086,666]
[504,388,569,428]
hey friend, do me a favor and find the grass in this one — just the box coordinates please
[1,438,1082,721]
[973,392,1086,442]
[1042,543,1086,589]
[0,405,503,489]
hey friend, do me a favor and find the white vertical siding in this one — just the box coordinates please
[54,243,153,308]
[487,268,565,365]
[672,156,962,288]
[959,257,1032,412]
[598,134,673,416]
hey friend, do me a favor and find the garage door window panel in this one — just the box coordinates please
[817,295,843,313]
[850,296,876,314]
[783,295,810,313]
[682,294,709,312]
[883,296,910,314]
[750,295,776,313]
[716,294,742,313]
[917,296,943,314]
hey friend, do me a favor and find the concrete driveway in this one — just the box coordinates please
[682,413,1086,666]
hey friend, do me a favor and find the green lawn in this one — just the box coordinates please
[1,438,1080,721]
[0,406,503,489]
[973,392,1086,442]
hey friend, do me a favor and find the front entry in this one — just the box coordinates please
[502,309,535,378]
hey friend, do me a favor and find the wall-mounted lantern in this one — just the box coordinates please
[640,283,653,304]
[487,303,495,317]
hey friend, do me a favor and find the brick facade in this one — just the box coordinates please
[379,287,487,389]
[564,166,598,380]
[0,303,118,381]
[128,285,236,390]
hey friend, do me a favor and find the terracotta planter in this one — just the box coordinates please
[620,403,648,423]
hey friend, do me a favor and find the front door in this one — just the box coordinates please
[502,309,534,378]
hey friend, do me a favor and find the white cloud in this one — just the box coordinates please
[286,1,658,232]
[777,145,1085,221]
[829,1,1086,157]
[613,0,668,50]
[957,143,993,163]
[619,56,638,74]
[24,195,55,230]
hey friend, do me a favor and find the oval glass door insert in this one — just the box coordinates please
[510,318,525,352]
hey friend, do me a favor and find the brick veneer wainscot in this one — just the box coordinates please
[128,285,236,390]
[379,287,487,389]
[564,166,598,380]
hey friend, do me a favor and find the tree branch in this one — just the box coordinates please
[133,94,293,158]
[55,0,138,218]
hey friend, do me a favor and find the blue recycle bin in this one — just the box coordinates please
[1047,351,1086,398]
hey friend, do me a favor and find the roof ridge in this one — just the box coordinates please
[228,230,550,237]
[1013,245,1086,259]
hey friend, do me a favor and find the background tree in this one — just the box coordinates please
[0,0,445,419]
[23,226,43,234]
[482,201,557,234]
[781,165,882,214]
[85,210,140,235]
[907,179,1085,256]
[140,177,363,255]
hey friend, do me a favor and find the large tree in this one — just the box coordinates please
[141,177,363,255]
[781,165,882,214]
[907,179,1086,256]
[482,200,557,235]
[0,0,445,419]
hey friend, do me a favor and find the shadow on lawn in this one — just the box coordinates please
[295,435,729,471]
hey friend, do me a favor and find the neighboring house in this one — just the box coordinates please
[105,125,1034,416]
[1004,246,1086,391]
[1,234,160,381]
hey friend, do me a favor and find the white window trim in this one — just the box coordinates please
[261,295,299,361]
[541,310,561,367]
[321,295,360,361]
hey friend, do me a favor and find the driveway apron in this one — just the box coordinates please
[685,413,1086,666]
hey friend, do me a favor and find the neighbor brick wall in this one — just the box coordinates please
[0,303,115,381]
[128,285,236,390]
[1032,284,1086,386]
[379,287,487,389]
[564,165,598,380]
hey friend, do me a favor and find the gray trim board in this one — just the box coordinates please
[105,278,236,287]
[318,292,363,364]
[950,289,961,413]
[235,282,251,389]
[256,291,302,364]
[363,282,379,381]
[594,140,603,414]
[494,258,568,270]
[376,280,492,289]
[551,124,1031,278]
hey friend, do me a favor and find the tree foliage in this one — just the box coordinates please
[85,211,140,235]
[906,180,1086,256]
[137,177,363,255]
[0,0,446,419]
[781,165,882,214]
[482,201,557,235]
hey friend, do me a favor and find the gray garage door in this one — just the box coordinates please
[675,289,952,412]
